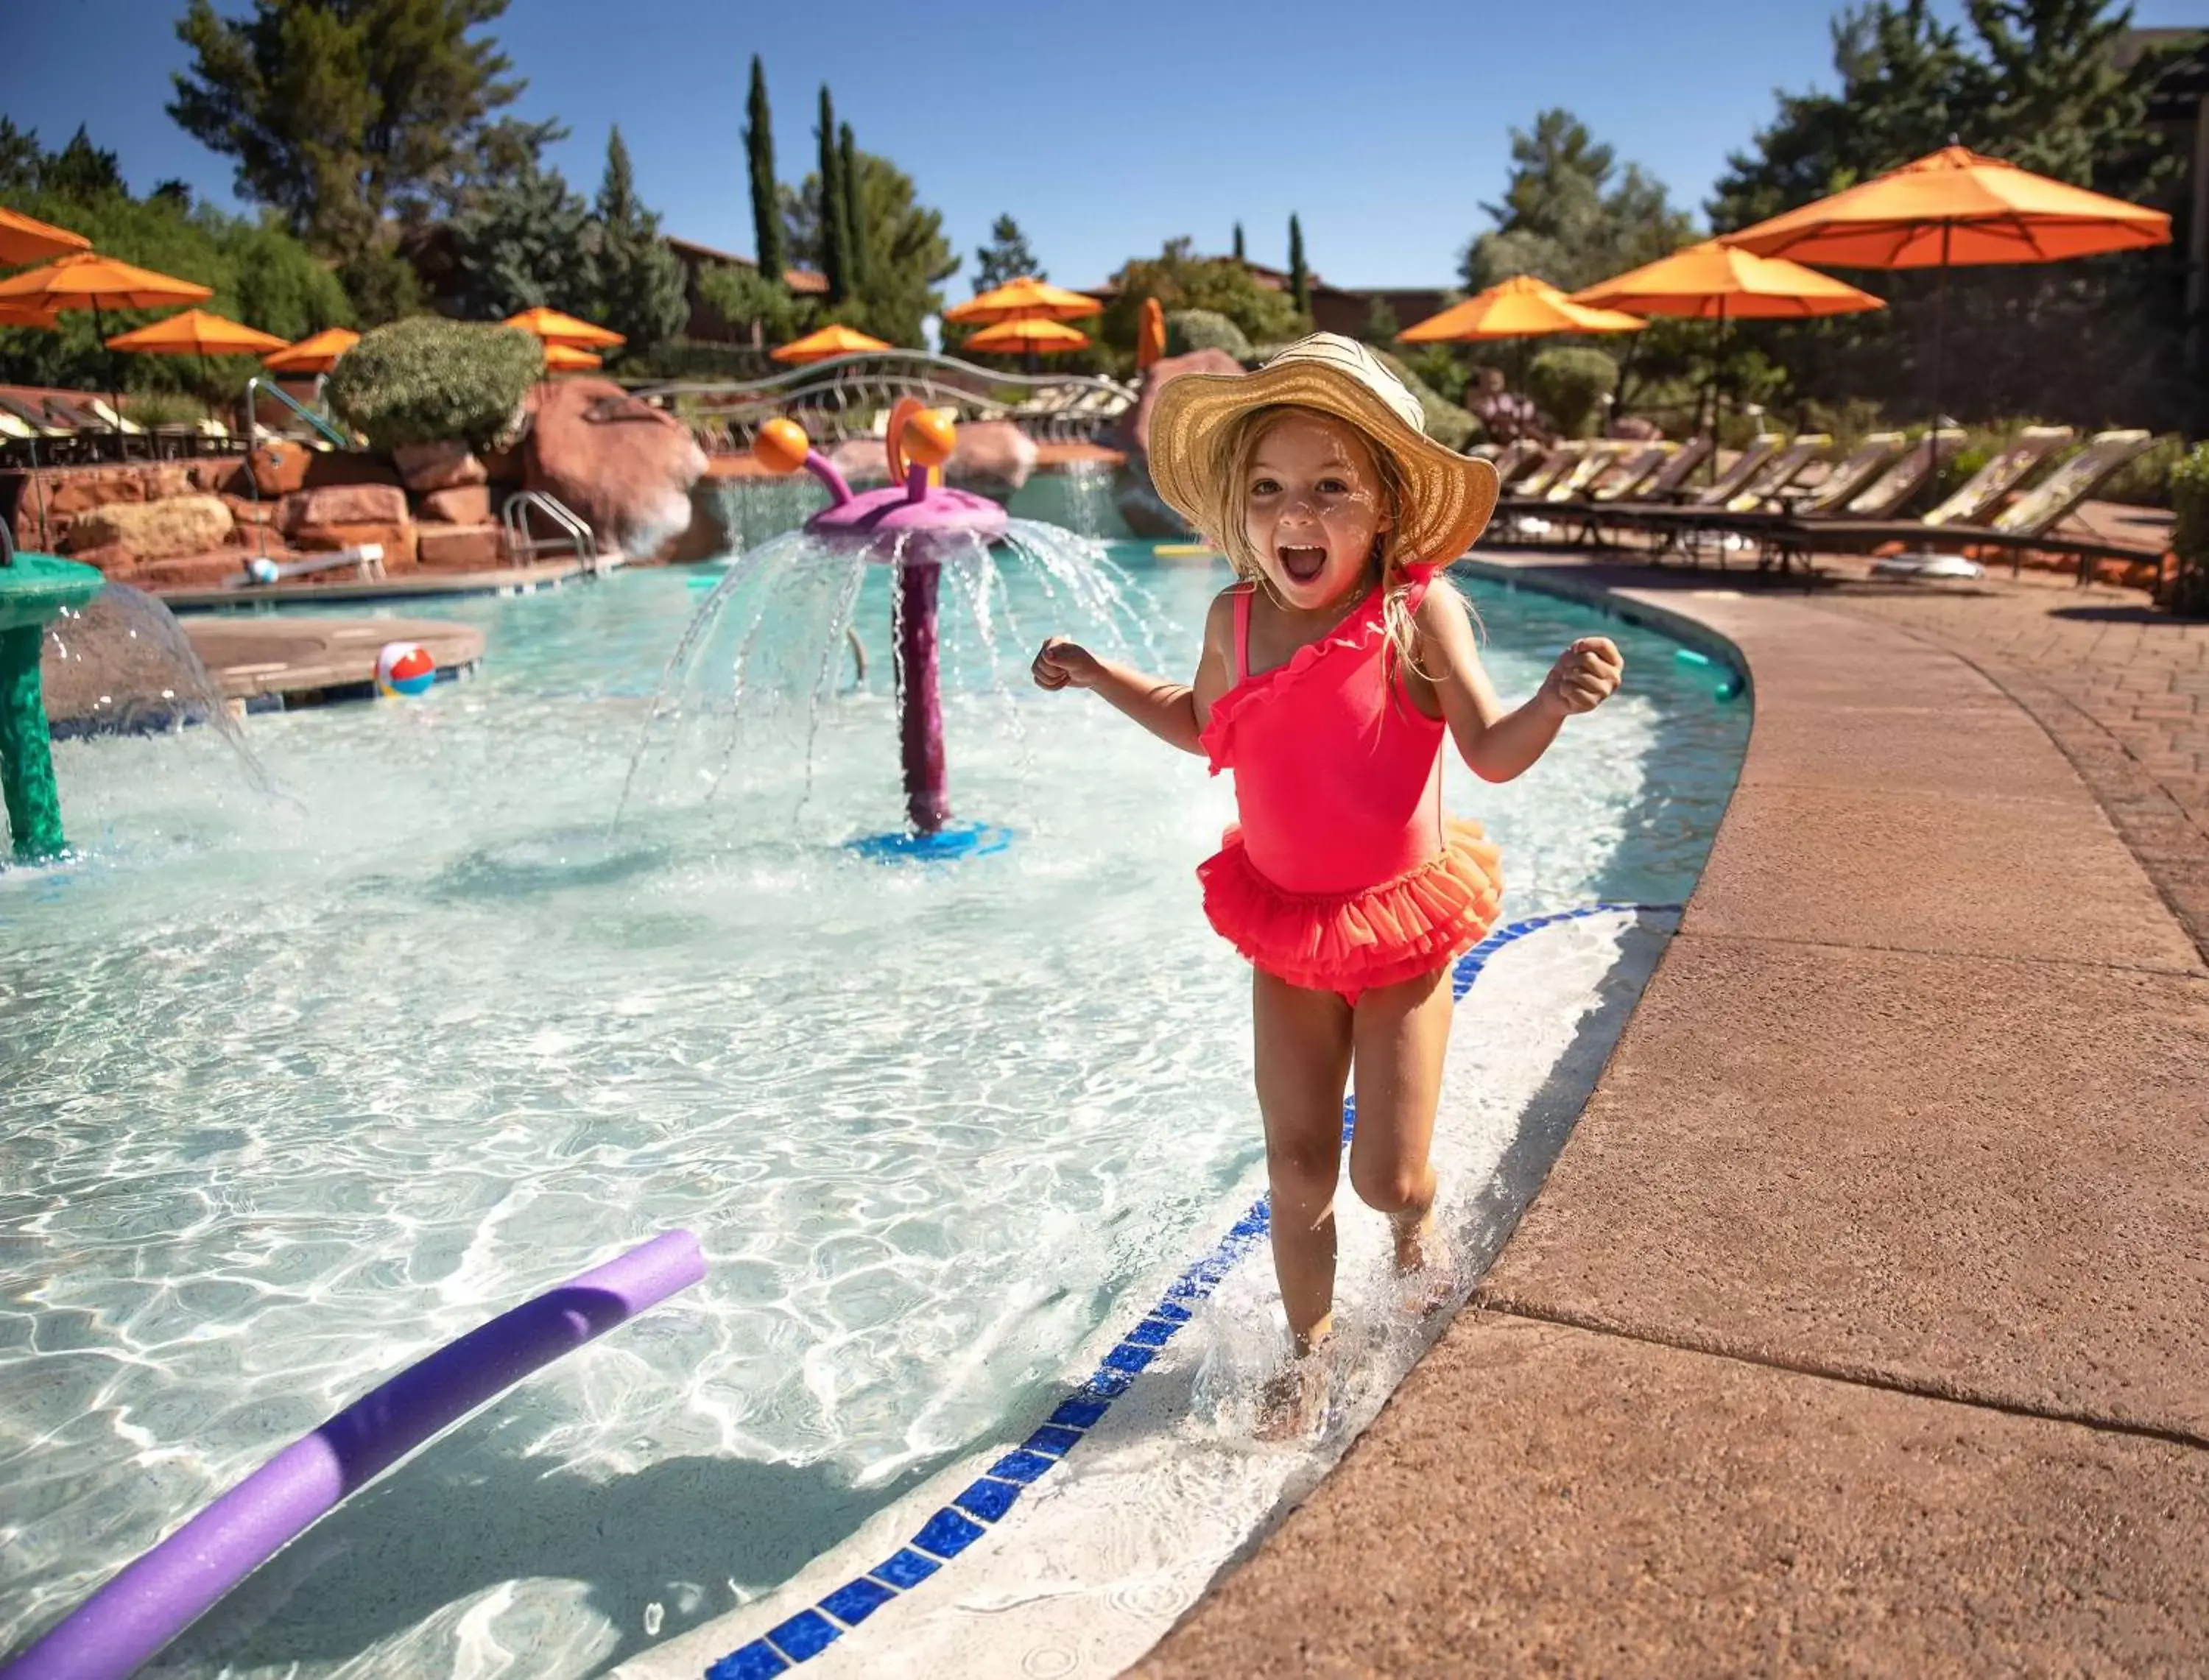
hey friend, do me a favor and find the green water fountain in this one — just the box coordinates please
[0,526,104,863]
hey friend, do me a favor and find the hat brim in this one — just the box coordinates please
[1146,361,1498,568]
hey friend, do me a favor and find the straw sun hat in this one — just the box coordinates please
[1146,333,1499,568]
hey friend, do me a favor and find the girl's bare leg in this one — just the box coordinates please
[1253,969,1355,1349]
[1347,964,1454,1277]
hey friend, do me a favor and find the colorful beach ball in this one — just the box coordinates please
[376,641,437,698]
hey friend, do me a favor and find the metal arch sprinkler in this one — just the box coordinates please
[751,401,1012,860]
[0,525,105,864]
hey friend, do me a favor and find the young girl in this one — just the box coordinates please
[1032,334,1622,1433]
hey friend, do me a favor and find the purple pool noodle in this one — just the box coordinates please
[4,1229,705,1680]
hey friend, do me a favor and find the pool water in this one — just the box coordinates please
[0,544,1744,1676]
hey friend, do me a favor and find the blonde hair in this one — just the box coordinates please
[1216,403,1429,682]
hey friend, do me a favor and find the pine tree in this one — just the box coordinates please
[169,0,524,260]
[744,55,786,284]
[1287,213,1310,318]
[587,126,689,356]
[817,86,851,304]
[973,215,1043,291]
[1233,221,1246,261]
[451,152,593,321]
[839,121,869,295]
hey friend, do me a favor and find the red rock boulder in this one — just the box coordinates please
[523,378,706,559]
[392,440,487,493]
[281,483,409,534]
[293,520,418,570]
[947,420,1037,499]
[68,495,235,562]
[248,442,311,496]
[1120,348,1243,456]
[415,523,506,569]
[419,484,492,525]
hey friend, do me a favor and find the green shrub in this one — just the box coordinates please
[122,392,211,428]
[2169,442,2209,615]
[1526,346,1618,439]
[1166,308,1253,362]
[326,317,545,452]
[2099,433,2185,508]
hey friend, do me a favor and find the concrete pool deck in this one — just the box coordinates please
[1139,554,2209,1674]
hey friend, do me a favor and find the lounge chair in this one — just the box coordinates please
[0,394,88,463]
[1512,441,1632,508]
[1752,425,2075,566]
[1477,439,1544,488]
[1582,441,1680,504]
[1772,431,1907,518]
[1764,428,2157,579]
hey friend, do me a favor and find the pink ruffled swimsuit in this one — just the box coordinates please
[1195,571,1504,1004]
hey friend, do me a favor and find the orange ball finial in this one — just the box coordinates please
[903,409,957,468]
[752,417,811,476]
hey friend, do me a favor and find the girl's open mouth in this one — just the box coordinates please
[1278,545,1328,583]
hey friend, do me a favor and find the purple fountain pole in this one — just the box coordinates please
[761,412,1006,849]
[894,546,951,833]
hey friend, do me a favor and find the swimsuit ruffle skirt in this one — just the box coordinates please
[1196,571,1504,999]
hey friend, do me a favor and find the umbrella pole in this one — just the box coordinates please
[1928,223,1951,484]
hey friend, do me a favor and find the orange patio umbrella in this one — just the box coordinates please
[962,317,1091,354]
[1135,296,1167,371]
[540,342,603,371]
[504,306,625,349]
[261,326,361,375]
[1401,274,1645,342]
[0,205,92,267]
[0,251,216,420]
[105,308,289,359]
[0,302,64,330]
[1573,241,1884,321]
[1575,241,1883,435]
[771,322,893,364]
[1722,145,2172,454]
[943,275,1103,326]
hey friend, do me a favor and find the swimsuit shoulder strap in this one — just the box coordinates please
[1232,583,1254,682]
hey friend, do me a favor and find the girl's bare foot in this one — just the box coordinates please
[1392,1213,1457,1317]
[1255,1340,1331,1441]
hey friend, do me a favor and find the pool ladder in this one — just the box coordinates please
[501,490,611,576]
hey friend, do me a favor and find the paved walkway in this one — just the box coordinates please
[1139,554,2209,1676]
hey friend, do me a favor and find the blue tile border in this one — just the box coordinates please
[700,903,1680,1676]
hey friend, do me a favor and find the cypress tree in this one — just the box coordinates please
[744,55,786,284]
[817,85,850,303]
[1288,213,1310,318]
[839,120,869,296]
[1233,221,1246,261]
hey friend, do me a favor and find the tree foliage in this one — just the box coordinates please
[1462,109,1695,294]
[744,55,786,284]
[1287,213,1311,318]
[1708,0,2191,430]
[448,149,593,321]
[169,0,524,258]
[815,87,853,305]
[781,149,956,347]
[0,128,353,398]
[972,215,1043,292]
[696,261,808,345]
[1101,239,1303,359]
[588,126,688,354]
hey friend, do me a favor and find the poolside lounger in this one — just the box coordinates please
[1568,433,1783,548]
[1764,428,2157,580]
[1479,440,1545,488]
[1517,441,1632,507]
[1583,441,1679,504]
[1753,425,2076,562]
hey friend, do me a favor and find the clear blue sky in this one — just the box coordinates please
[2,0,2202,292]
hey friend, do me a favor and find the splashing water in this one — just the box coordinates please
[616,520,1159,839]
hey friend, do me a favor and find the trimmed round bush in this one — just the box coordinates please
[1526,347,1618,440]
[1166,308,1253,362]
[326,317,546,453]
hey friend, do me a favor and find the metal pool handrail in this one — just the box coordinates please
[3,1230,706,1680]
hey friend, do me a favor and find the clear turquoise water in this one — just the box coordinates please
[0,541,1745,1676]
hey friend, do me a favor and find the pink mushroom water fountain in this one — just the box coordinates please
[622,398,1150,860]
